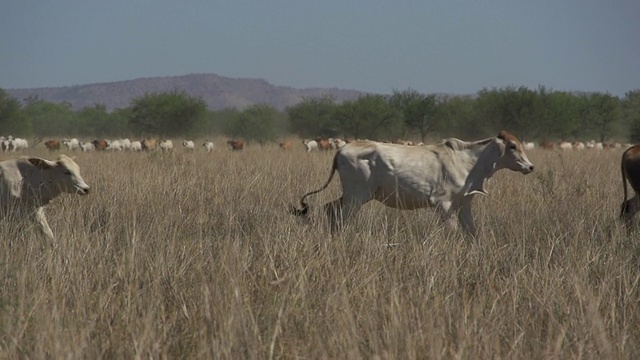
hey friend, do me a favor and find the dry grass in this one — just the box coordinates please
[0,143,639,359]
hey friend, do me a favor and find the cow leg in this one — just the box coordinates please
[34,207,56,244]
[457,202,476,237]
[622,194,640,234]
[435,201,459,231]
[325,194,369,233]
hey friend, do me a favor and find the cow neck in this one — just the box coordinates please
[461,138,502,196]
[28,170,58,206]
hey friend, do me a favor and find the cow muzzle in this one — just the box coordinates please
[75,186,90,195]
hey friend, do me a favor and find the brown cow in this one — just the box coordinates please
[539,140,554,150]
[317,138,331,151]
[141,138,157,151]
[92,139,108,151]
[279,141,293,150]
[620,144,640,233]
[227,140,244,151]
[45,140,61,151]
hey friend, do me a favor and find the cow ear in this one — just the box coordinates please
[29,157,56,170]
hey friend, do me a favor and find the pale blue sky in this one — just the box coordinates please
[1,0,638,96]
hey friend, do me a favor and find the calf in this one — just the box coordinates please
[0,154,90,242]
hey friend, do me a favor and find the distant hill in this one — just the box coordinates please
[5,73,369,112]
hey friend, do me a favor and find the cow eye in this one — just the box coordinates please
[509,143,516,150]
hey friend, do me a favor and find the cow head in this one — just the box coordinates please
[496,131,534,174]
[29,155,90,195]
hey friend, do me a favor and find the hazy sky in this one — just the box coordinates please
[1,0,638,96]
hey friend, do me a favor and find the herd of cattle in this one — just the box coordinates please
[2,131,640,242]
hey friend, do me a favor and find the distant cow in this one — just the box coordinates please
[0,154,90,242]
[558,141,572,150]
[279,141,293,150]
[80,142,94,152]
[539,141,554,150]
[620,144,640,233]
[62,138,80,151]
[159,140,174,152]
[317,139,332,151]
[141,139,157,151]
[303,139,318,152]
[92,139,108,151]
[203,141,215,152]
[45,140,61,151]
[290,131,534,236]
[130,141,143,152]
[182,140,195,151]
[523,142,535,151]
[227,140,244,151]
[572,141,585,150]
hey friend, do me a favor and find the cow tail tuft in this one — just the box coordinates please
[289,152,339,217]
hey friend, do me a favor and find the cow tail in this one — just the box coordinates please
[289,153,339,217]
[621,155,629,219]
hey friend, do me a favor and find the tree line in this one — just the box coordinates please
[1,86,639,144]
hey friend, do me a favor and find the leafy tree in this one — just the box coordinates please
[582,93,621,143]
[223,104,279,145]
[623,90,640,143]
[129,91,207,136]
[539,90,581,140]
[286,96,338,138]
[389,89,438,142]
[0,89,31,136]
[334,95,399,140]
[23,99,77,137]
[76,104,129,137]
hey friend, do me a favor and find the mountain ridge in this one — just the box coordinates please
[5,73,370,112]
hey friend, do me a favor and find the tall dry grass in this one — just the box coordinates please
[0,143,638,359]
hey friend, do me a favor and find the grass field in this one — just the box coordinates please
[0,142,638,359]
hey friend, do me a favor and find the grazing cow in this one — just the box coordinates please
[159,140,174,152]
[80,142,94,152]
[558,141,572,150]
[130,141,143,152]
[203,141,215,152]
[182,140,195,151]
[92,139,108,151]
[523,142,535,151]
[227,140,244,151]
[572,141,585,150]
[279,141,293,150]
[303,139,318,152]
[289,131,534,236]
[2,138,28,152]
[0,154,90,242]
[141,138,157,151]
[620,144,640,233]
[62,138,80,151]
[45,140,61,151]
[539,141,554,150]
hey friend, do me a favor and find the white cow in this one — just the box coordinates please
[0,154,90,242]
[130,141,143,151]
[558,141,572,150]
[159,140,173,152]
[523,142,535,151]
[572,141,585,150]
[290,131,534,236]
[203,141,215,152]
[3,137,29,152]
[80,142,95,152]
[106,140,124,151]
[182,140,195,151]
[303,139,318,152]
[62,138,80,151]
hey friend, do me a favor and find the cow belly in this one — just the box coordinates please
[374,186,432,210]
